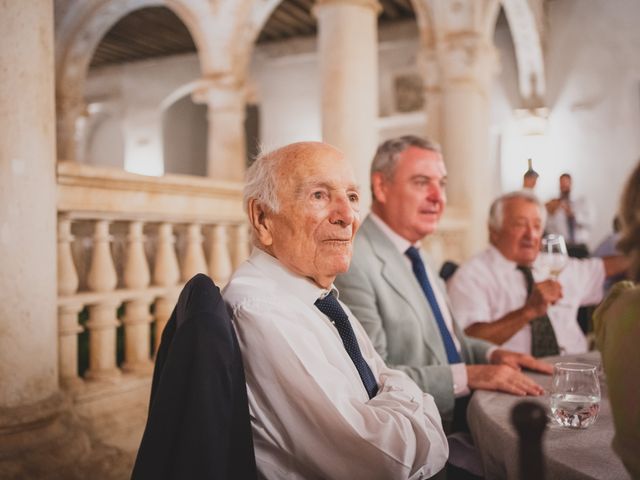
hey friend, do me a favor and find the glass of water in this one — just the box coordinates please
[550,362,601,428]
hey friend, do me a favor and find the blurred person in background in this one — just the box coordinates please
[545,173,593,258]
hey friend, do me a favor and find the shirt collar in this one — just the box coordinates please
[488,244,521,270]
[248,248,334,304]
[369,212,419,254]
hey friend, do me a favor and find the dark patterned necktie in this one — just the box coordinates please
[405,246,461,364]
[565,200,577,244]
[517,265,560,357]
[315,292,378,399]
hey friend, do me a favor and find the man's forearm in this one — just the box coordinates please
[464,306,537,345]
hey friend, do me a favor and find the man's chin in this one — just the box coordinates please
[324,257,352,276]
[417,222,439,238]
[517,252,538,265]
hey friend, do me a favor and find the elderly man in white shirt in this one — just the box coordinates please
[223,141,448,479]
[448,190,627,356]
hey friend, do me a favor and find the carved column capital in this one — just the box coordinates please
[420,34,499,98]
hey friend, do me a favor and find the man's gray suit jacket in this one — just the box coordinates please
[335,216,493,423]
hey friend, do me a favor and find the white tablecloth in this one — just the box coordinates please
[467,351,630,480]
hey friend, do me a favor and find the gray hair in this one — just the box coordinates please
[371,135,441,180]
[488,190,547,231]
[243,147,282,215]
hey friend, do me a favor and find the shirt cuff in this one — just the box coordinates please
[451,363,469,397]
[486,346,498,363]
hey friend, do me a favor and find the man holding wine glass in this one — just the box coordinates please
[448,190,628,357]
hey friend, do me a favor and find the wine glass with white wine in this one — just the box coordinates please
[540,234,568,280]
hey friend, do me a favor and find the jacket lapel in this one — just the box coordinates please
[361,218,447,363]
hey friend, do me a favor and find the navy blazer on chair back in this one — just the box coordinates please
[131,274,257,480]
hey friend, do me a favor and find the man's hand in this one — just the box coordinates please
[490,348,554,374]
[466,364,544,396]
[545,198,562,214]
[525,280,563,316]
[560,199,574,217]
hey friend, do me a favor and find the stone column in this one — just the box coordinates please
[420,49,443,146]
[314,0,382,211]
[0,0,59,410]
[0,1,88,473]
[56,93,85,163]
[193,77,247,182]
[423,35,498,256]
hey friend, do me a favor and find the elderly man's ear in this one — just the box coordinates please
[248,198,274,247]
[488,226,499,245]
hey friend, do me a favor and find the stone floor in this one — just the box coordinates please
[1,385,148,480]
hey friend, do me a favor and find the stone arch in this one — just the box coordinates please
[247,0,287,43]
[55,0,209,162]
[409,0,436,50]
[499,0,546,104]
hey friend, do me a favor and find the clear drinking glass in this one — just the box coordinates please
[550,362,601,428]
[539,234,569,280]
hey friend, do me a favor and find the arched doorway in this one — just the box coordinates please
[162,93,208,176]
[82,6,201,176]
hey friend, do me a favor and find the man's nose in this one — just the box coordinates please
[523,224,535,238]
[330,194,356,226]
[426,183,445,203]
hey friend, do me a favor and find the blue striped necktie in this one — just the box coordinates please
[405,246,461,364]
[315,292,378,399]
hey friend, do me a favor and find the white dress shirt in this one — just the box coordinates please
[223,249,448,480]
[447,246,605,355]
[369,213,471,396]
[545,196,593,245]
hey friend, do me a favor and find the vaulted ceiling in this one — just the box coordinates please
[89,1,417,69]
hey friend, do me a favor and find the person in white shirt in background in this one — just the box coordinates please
[448,190,628,356]
[545,173,593,258]
[223,141,448,480]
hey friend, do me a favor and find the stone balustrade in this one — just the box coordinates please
[54,162,465,391]
[56,162,248,389]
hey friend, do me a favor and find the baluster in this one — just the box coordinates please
[121,221,153,373]
[57,215,78,295]
[121,295,154,374]
[123,221,150,289]
[208,224,232,286]
[153,223,180,352]
[58,302,84,388]
[85,300,121,380]
[153,223,179,287]
[181,223,207,281]
[87,220,117,292]
[85,220,120,380]
[232,222,250,269]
